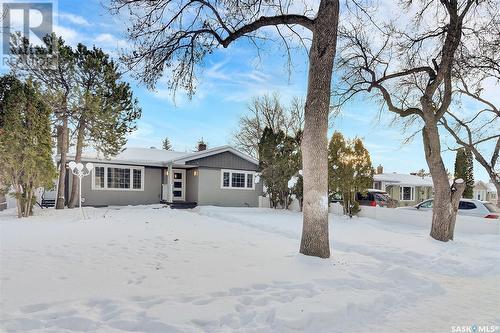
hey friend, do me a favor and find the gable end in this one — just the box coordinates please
[185,151,258,171]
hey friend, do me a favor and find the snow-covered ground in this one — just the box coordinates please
[1,205,499,333]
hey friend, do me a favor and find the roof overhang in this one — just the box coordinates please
[57,145,258,168]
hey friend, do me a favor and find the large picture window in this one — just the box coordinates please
[221,169,255,190]
[399,186,415,201]
[92,164,144,191]
[108,167,130,189]
[231,172,245,188]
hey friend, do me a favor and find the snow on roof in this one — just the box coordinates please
[486,182,497,193]
[67,148,192,167]
[374,172,434,187]
[474,180,498,193]
[66,146,258,167]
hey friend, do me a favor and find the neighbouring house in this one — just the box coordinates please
[61,145,263,207]
[373,165,434,207]
[473,181,497,202]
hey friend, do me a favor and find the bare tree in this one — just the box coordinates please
[440,22,500,206]
[110,0,339,258]
[336,0,498,241]
[440,75,499,206]
[233,93,304,158]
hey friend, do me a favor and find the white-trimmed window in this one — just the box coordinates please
[92,164,145,191]
[399,186,415,201]
[221,169,255,190]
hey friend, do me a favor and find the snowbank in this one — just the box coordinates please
[357,206,500,235]
[1,205,499,332]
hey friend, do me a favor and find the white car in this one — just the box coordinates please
[398,198,499,219]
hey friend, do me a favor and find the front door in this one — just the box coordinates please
[172,169,186,201]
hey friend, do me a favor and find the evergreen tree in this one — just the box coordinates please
[162,137,172,150]
[289,131,303,210]
[454,148,474,198]
[328,131,346,202]
[258,127,301,209]
[0,76,56,218]
[465,149,474,199]
[258,127,281,208]
[68,44,141,208]
[12,34,78,209]
[328,132,374,216]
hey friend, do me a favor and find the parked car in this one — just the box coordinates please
[398,198,499,219]
[356,189,398,208]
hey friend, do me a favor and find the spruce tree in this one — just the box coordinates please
[454,148,474,198]
[0,76,56,217]
[162,137,172,150]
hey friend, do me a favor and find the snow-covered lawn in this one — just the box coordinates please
[1,205,499,333]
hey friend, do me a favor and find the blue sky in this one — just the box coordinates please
[1,0,495,181]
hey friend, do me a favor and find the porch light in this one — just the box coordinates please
[194,170,198,176]
[68,161,93,220]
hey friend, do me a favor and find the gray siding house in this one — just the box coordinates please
[65,146,263,207]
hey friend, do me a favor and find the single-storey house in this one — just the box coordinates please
[63,145,263,207]
[473,181,497,202]
[373,166,434,207]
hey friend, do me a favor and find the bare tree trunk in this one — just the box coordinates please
[68,118,86,208]
[299,0,339,259]
[0,191,5,210]
[448,179,466,240]
[422,120,465,241]
[25,183,34,217]
[24,189,29,217]
[492,181,500,208]
[56,116,69,209]
[15,183,22,218]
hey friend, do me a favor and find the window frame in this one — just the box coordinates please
[94,166,105,189]
[399,186,415,201]
[220,169,255,190]
[91,164,145,192]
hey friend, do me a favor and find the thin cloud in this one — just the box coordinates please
[58,12,90,26]
[53,24,81,46]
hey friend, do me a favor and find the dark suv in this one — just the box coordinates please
[356,189,398,208]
